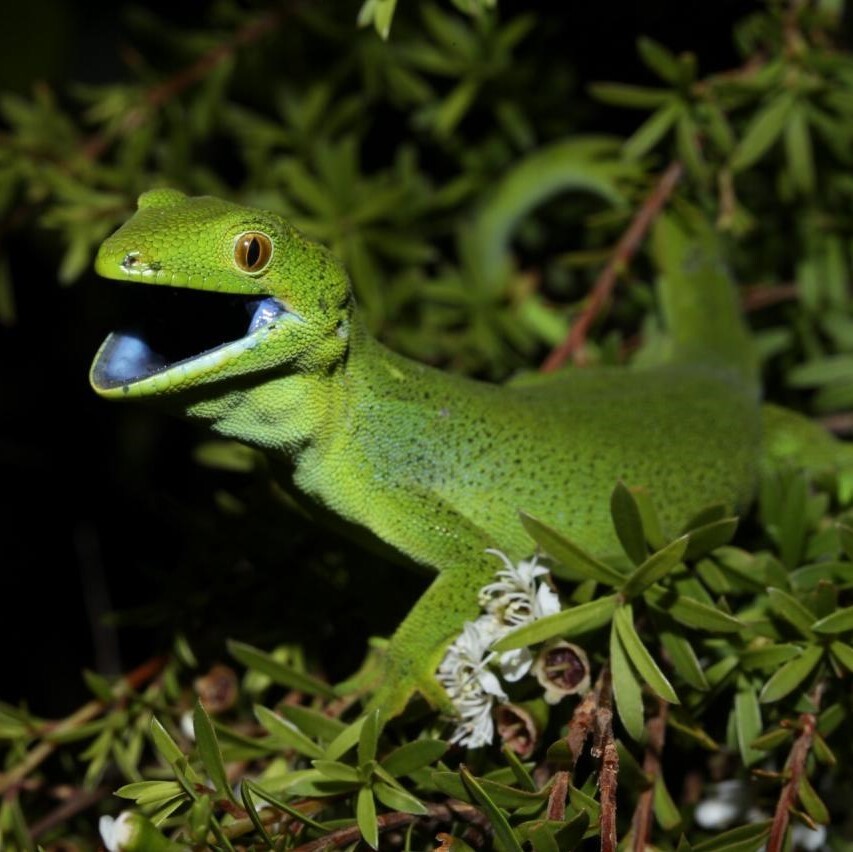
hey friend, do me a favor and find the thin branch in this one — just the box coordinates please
[80,7,289,162]
[540,160,683,373]
[547,771,570,821]
[591,664,619,852]
[29,786,110,840]
[742,283,799,312]
[631,698,668,852]
[0,655,167,796]
[767,684,824,852]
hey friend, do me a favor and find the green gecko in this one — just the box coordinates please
[89,142,851,718]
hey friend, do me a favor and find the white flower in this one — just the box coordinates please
[99,812,136,852]
[479,550,560,680]
[438,549,563,747]
[437,620,506,748]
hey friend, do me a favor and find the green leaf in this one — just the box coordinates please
[622,535,688,599]
[797,775,829,824]
[243,780,329,831]
[324,714,367,761]
[734,689,763,767]
[767,589,816,638]
[254,705,324,758]
[356,786,379,850]
[692,820,772,852]
[631,487,667,551]
[610,622,646,741]
[611,482,648,565]
[372,780,428,815]
[759,645,823,703]
[645,587,743,632]
[659,628,709,690]
[150,717,200,783]
[740,643,802,671]
[829,640,853,671]
[653,776,682,830]
[431,771,545,808]
[492,594,619,651]
[519,512,625,586]
[614,606,679,703]
[784,105,815,195]
[459,766,524,852]
[623,101,680,161]
[749,727,793,751]
[838,523,853,562]
[812,605,853,634]
[278,704,347,742]
[228,640,336,697]
[731,93,794,172]
[115,781,184,805]
[381,739,448,776]
[637,36,681,83]
[193,700,236,804]
[239,781,274,849]
[589,83,672,109]
[680,503,729,534]
[683,519,739,560]
[358,709,380,766]
[312,760,361,783]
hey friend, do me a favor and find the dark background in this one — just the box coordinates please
[0,0,760,715]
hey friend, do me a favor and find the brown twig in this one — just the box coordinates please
[591,664,619,852]
[289,802,466,852]
[28,786,110,840]
[818,411,853,436]
[742,283,799,312]
[565,687,598,767]
[80,7,288,162]
[0,655,167,796]
[540,160,683,373]
[767,684,824,852]
[547,770,570,821]
[630,698,669,852]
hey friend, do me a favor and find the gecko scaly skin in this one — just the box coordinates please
[89,145,852,717]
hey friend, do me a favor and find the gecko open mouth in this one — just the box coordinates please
[91,285,292,391]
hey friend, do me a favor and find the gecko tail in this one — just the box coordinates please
[652,208,759,391]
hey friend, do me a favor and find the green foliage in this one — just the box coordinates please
[4,0,853,849]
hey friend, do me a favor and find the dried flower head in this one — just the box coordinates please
[533,641,591,704]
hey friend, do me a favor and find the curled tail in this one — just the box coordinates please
[652,208,759,390]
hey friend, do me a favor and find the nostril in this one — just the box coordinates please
[121,252,140,270]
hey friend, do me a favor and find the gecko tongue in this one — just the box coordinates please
[92,294,289,389]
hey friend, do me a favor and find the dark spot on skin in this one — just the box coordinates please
[149,261,162,271]
[122,385,129,395]
[439,407,450,418]
[319,297,328,312]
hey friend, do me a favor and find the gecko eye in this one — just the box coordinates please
[234,232,272,273]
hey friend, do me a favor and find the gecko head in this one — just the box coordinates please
[90,189,352,399]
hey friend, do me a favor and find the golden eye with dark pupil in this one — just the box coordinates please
[235,232,272,272]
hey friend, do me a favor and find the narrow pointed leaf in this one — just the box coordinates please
[460,766,524,852]
[381,739,448,776]
[759,645,823,703]
[659,628,709,690]
[645,587,743,632]
[734,689,763,767]
[150,717,200,783]
[767,589,816,638]
[731,94,794,172]
[243,780,329,831]
[193,701,237,804]
[611,482,648,565]
[356,786,379,850]
[653,776,682,830]
[228,640,335,697]
[589,83,672,109]
[358,709,380,766]
[811,605,853,634]
[692,820,772,852]
[829,640,853,671]
[254,705,324,758]
[623,101,680,161]
[519,512,624,585]
[372,780,428,815]
[683,519,739,560]
[797,775,829,824]
[622,535,688,598]
[637,36,681,83]
[312,760,361,783]
[492,594,619,651]
[610,623,646,741]
[614,606,679,703]
[278,704,346,742]
[324,714,367,760]
[239,781,274,849]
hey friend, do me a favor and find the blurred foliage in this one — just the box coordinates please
[3,0,853,849]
